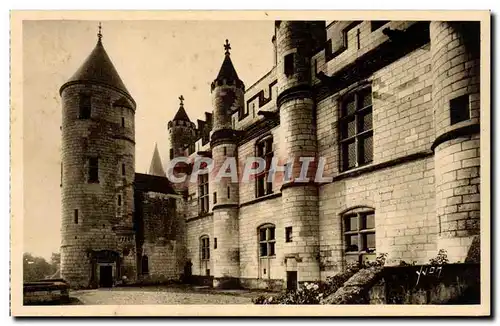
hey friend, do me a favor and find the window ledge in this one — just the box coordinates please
[329,150,433,184]
[240,192,282,208]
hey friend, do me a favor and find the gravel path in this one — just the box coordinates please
[71,286,270,305]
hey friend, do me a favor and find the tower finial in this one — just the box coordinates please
[224,39,231,55]
[179,95,184,107]
[97,22,102,42]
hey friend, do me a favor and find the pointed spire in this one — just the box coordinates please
[172,95,191,122]
[97,22,103,43]
[60,25,134,102]
[212,39,244,91]
[224,39,231,55]
[148,143,166,177]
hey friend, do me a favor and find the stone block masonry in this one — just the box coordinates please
[60,83,136,288]
[431,21,480,263]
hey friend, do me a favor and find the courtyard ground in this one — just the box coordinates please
[70,284,276,305]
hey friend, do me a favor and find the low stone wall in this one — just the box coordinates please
[240,278,284,292]
[369,263,480,304]
[323,263,480,305]
[23,279,70,305]
[188,275,214,287]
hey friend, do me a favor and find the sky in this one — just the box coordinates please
[22,20,275,260]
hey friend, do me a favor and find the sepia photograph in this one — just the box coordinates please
[10,10,491,316]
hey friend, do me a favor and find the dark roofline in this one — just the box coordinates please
[134,173,176,195]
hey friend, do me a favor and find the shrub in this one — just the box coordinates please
[252,282,323,305]
[252,253,388,305]
[429,249,449,266]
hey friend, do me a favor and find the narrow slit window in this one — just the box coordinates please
[74,209,79,224]
[227,186,230,199]
[450,94,470,125]
[213,192,217,204]
[121,163,126,176]
[79,94,91,119]
[285,227,293,243]
[121,117,125,127]
[284,53,295,77]
[88,157,99,183]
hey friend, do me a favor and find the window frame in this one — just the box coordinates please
[339,87,374,172]
[255,135,274,198]
[198,174,209,215]
[78,94,92,119]
[342,209,376,263]
[258,224,276,258]
[285,226,293,243]
[200,235,210,261]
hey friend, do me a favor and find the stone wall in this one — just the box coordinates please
[186,215,213,276]
[137,192,183,280]
[368,263,480,304]
[319,157,437,278]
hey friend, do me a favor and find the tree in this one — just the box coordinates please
[23,253,55,282]
[50,252,61,266]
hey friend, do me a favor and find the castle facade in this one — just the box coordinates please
[60,20,481,290]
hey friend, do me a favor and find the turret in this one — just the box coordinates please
[210,40,243,288]
[275,21,325,286]
[167,96,196,194]
[59,24,137,288]
[430,21,481,263]
[167,95,196,160]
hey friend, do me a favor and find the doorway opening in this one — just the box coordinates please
[287,271,298,291]
[99,265,113,288]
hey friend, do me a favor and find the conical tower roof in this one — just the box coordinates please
[173,106,191,122]
[215,54,240,82]
[211,39,244,90]
[148,143,166,177]
[172,95,191,122]
[60,27,134,102]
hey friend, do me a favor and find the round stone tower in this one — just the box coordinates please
[430,21,481,263]
[210,40,244,288]
[60,27,137,288]
[275,21,325,284]
[167,96,196,193]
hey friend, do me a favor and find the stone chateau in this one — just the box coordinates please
[60,20,481,290]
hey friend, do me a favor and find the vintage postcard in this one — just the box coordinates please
[10,10,491,316]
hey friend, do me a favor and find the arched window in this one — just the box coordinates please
[255,135,274,198]
[258,224,276,257]
[342,207,375,264]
